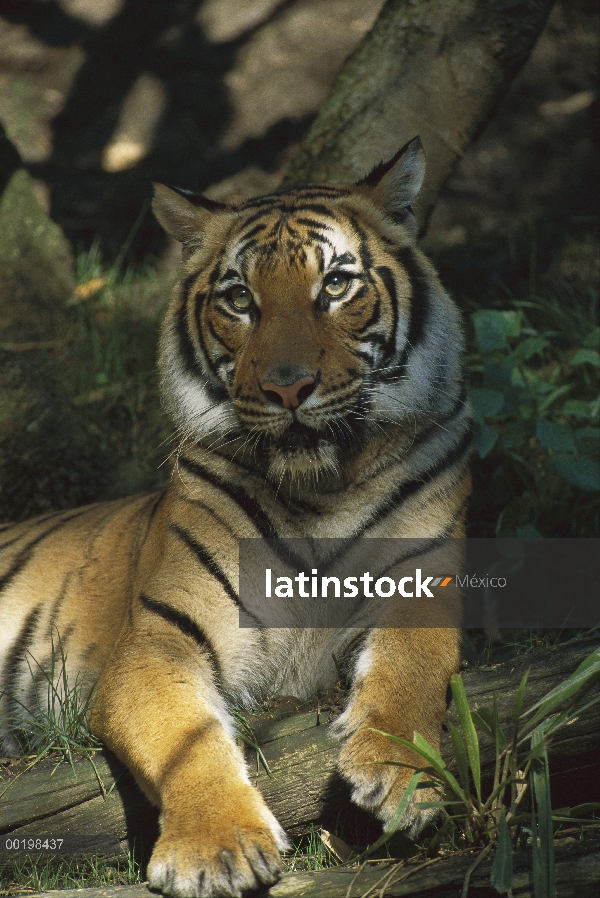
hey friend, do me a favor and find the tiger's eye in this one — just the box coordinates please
[323,274,349,297]
[229,286,253,310]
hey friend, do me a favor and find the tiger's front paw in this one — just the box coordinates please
[335,716,439,839]
[147,785,289,898]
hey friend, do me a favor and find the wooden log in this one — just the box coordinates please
[0,636,598,864]
[19,835,600,898]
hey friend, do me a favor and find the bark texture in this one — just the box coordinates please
[282,0,555,223]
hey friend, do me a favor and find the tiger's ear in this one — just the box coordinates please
[152,183,228,245]
[356,136,425,222]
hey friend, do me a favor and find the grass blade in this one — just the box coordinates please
[520,649,600,733]
[370,729,466,802]
[449,722,470,798]
[513,670,530,720]
[490,807,513,894]
[530,725,556,898]
[355,772,422,860]
[451,674,481,804]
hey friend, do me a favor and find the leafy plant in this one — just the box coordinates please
[370,646,600,896]
[465,293,599,538]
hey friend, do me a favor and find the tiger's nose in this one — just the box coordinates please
[261,375,316,409]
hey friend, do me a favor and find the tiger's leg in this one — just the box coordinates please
[334,625,460,836]
[88,614,287,898]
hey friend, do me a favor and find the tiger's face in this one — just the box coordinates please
[154,139,464,483]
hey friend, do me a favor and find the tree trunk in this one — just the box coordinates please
[282,0,554,224]
[1,637,598,865]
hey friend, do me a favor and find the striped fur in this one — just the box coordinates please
[0,138,471,898]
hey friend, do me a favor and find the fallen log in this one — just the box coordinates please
[0,636,598,865]
[20,834,600,898]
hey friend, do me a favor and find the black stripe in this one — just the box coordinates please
[355,424,473,539]
[237,223,267,243]
[178,456,278,539]
[394,247,430,373]
[47,574,71,636]
[171,523,240,607]
[292,203,339,219]
[235,237,261,257]
[240,187,348,211]
[176,457,311,571]
[2,604,43,690]
[351,216,375,271]
[194,292,228,399]
[176,274,203,377]
[139,593,221,681]
[293,217,332,230]
[168,188,227,212]
[374,266,398,359]
[0,510,88,595]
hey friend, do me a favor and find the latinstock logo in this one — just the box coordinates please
[265,568,455,600]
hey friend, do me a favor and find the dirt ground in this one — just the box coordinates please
[0,0,597,263]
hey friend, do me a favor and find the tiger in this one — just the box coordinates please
[0,137,471,898]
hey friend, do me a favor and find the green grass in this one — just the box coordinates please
[282,826,340,872]
[5,634,100,766]
[0,851,142,896]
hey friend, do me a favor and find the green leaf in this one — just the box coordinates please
[531,727,556,898]
[471,703,506,752]
[506,336,549,366]
[536,419,576,452]
[561,399,596,419]
[450,674,481,803]
[583,326,600,349]
[490,807,514,894]
[449,722,470,797]
[472,310,522,353]
[571,348,600,367]
[473,421,498,459]
[538,384,572,415]
[470,388,505,420]
[544,453,600,491]
[383,771,422,835]
[521,649,600,733]
[471,706,494,739]
[492,691,506,754]
[552,802,600,818]
[513,671,530,721]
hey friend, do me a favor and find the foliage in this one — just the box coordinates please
[456,226,599,538]
[371,646,600,896]
[466,297,598,537]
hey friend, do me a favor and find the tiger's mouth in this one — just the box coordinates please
[259,420,334,480]
[263,417,363,481]
[272,421,322,453]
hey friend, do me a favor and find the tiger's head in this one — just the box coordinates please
[153,138,464,485]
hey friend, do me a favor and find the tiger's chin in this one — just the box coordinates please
[266,439,340,483]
